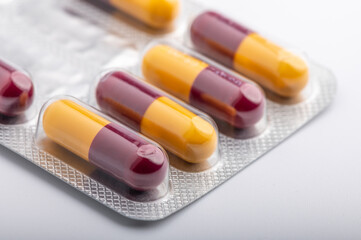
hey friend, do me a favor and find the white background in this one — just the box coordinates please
[1,0,361,239]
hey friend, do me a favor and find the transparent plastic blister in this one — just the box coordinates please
[138,40,268,139]
[186,10,312,100]
[0,0,336,220]
[90,69,220,172]
[35,96,170,201]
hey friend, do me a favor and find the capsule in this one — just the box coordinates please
[142,44,265,129]
[190,11,309,98]
[101,0,180,29]
[0,59,34,117]
[42,99,168,191]
[96,71,217,163]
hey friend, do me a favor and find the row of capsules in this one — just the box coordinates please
[2,0,309,200]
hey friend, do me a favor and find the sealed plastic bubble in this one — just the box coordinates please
[140,41,267,138]
[36,97,169,195]
[0,58,35,123]
[93,69,219,168]
[99,0,180,29]
[188,11,309,98]
[0,0,337,221]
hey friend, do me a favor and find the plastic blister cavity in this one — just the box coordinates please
[188,11,311,99]
[140,40,267,139]
[35,97,170,200]
[98,0,180,30]
[91,70,220,171]
[0,58,35,124]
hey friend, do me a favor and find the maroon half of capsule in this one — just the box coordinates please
[96,71,162,131]
[190,65,265,128]
[89,122,168,191]
[190,11,253,68]
[0,59,34,117]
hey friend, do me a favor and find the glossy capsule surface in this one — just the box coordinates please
[43,99,168,191]
[96,71,217,163]
[101,0,179,29]
[142,44,265,129]
[0,59,34,117]
[190,11,309,97]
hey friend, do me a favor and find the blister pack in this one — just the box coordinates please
[0,0,336,220]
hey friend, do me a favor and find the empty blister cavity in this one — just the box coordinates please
[92,70,220,171]
[0,57,35,124]
[141,41,267,138]
[189,11,311,100]
[35,97,170,201]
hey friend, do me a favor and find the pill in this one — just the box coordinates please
[96,71,217,164]
[43,99,168,191]
[190,11,309,98]
[0,59,34,117]
[101,0,180,29]
[142,44,265,129]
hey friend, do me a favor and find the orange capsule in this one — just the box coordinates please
[102,0,180,29]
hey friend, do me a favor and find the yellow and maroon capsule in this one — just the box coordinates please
[100,0,180,29]
[190,11,309,98]
[142,44,265,129]
[42,99,168,191]
[96,71,217,164]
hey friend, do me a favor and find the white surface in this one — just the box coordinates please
[1,0,361,239]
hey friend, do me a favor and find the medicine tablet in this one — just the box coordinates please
[0,59,34,117]
[96,71,217,164]
[43,99,169,191]
[190,11,309,97]
[101,0,180,29]
[142,44,265,129]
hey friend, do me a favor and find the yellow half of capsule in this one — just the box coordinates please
[142,44,208,102]
[43,100,110,161]
[108,0,180,29]
[140,96,217,163]
[234,33,309,97]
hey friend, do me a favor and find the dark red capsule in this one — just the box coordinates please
[190,11,253,68]
[0,59,34,117]
[190,66,265,128]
